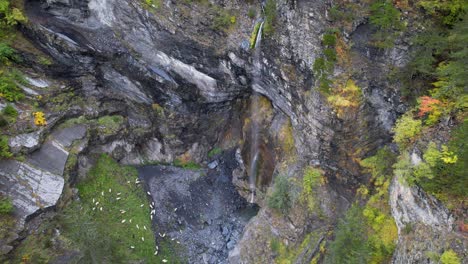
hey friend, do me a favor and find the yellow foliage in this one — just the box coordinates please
[33,112,47,126]
[327,79,362,118]
[278,120,295,155]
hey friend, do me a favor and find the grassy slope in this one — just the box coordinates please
[9,155,181,263]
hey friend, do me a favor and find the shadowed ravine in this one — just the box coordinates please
[137,150,258,263]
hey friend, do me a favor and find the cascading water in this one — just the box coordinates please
[248,21,264,204]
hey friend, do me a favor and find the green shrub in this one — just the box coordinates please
[247,7,256,19]
[0,70,25,102]
[440,249,461,264]
[419,120,467,203]
[392,114,422,148]
[212,8,236,31]
[3,104,17,117]
[322,34,337,47]
[0,135,12,159]
[0,196,13,214]
[267,175,292,214]
[325,204,370,264]
[369,0,405,48]
[301,167,322,211]
[207,147,222,158]
[0,0,27,26]
[0,42,18,64]
[263,0,277,35]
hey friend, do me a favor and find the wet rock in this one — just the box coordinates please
[138,150,257,263]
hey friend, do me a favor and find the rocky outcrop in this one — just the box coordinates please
[389,177,464,263]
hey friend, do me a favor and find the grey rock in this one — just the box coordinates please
[0,160,64,220]
[9,131,42,154]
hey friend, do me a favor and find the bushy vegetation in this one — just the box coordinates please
[0,196,13,214]
[0,0,27,28]
[263,0,277,35]
[207,147,222,158]
[267,175,292,214]
[369,0,405,48]
[327,79,362,118]
[392,113,422,148]
[96,115,124,135]
[0,135,12,158]
[0,69,25,102]
[440,249,461,264]
[325,204,370,263]
[300,167,323,211]
[211,7,236,31]
[313,31,338,94]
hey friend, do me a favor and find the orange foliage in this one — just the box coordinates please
[418,96,441,117]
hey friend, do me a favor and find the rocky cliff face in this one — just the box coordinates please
[1,0,466,263]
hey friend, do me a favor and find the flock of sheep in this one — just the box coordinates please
[89,177,180,262]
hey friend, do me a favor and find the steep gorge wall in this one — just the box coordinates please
[3,0,464,263]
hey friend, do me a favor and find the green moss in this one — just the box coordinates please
[173,159,201,170]
[440,249,461,264]
[207,147,222,158]
[96,115,124,135]
[0,196,13,214]
[250,22,262,49]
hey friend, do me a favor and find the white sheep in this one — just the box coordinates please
[141,237,145,242]
[154,250,158,256]
[136,224,140,229]
[121,219,126,223]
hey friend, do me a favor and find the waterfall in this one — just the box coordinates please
[248,21,264,204]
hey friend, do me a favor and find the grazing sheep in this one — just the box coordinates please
[154,250,158,256]
[92,198,95,203]
[176,241,180,244]
[129,219,133,223]
[95,201,99,205]
[130,246,135,249]
[136,224,140,229]
[150,204,153,209]
[117,192,121,196]
[147,191,151,195]
[150,215,153,220]
[140,204,144,207]
[116,197,121,200]
[121,219,126,223]
[141,237,144,242]
[174,208,178,212]
[92,207,96,211]
[101,191,104,196]
[162,259,167,263]
[158,233,166,238]
[143,226,147,230]
[109,188,112,193]
[120,210,126,214]
[99,207,103,211]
